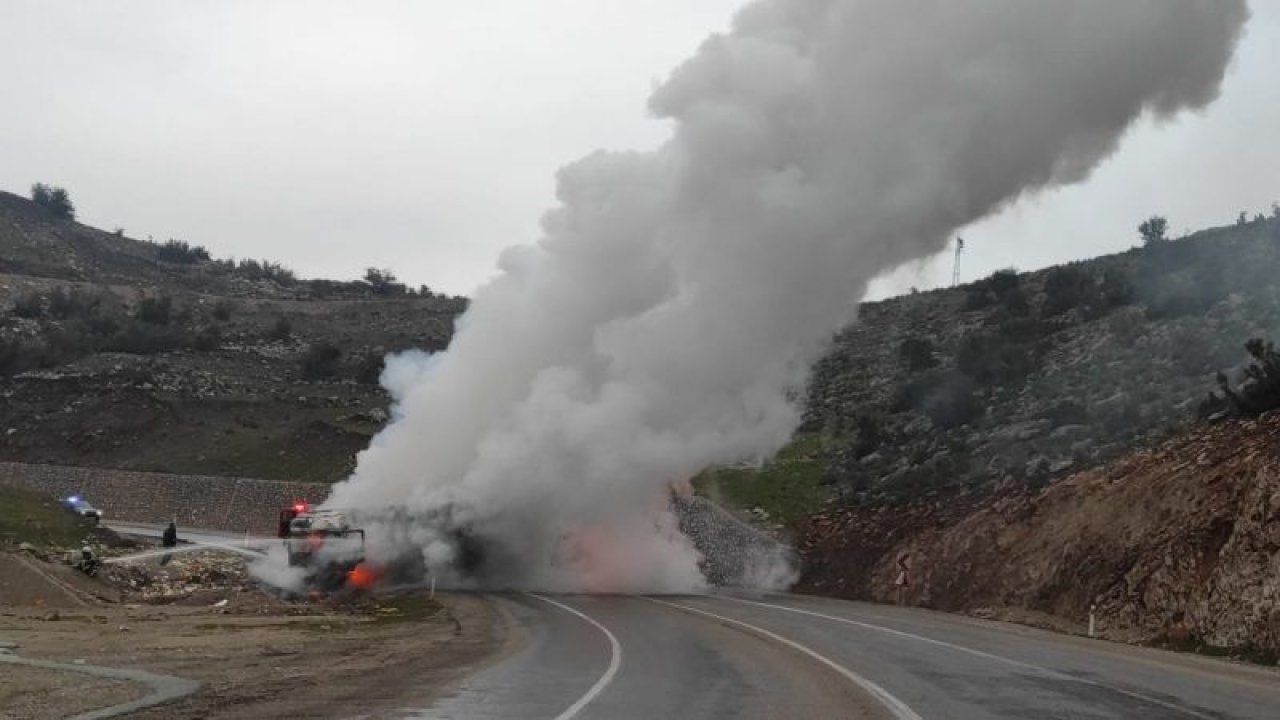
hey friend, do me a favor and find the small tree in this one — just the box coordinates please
[364,268,395,292]
[1138,216,1168,246]
[363,267,405,296]
[30,183,75,220]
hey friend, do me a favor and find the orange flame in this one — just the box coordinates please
[346,562,380,589]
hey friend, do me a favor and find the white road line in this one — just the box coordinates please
[647,597,922,720]
[527,593,623,720]
[723,596,1217,720]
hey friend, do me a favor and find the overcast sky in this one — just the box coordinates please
[2,1,1277,297]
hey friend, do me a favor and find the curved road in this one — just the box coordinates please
[413,593,1280,720]
[106,522,1280,718]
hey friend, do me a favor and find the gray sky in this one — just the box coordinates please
[2,1,1277,297]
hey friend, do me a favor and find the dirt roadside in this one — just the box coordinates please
[0,551,507,719]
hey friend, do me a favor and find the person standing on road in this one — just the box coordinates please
[160,520,178,566]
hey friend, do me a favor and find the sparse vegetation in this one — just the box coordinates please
[956,331,1035,386]
[1212,338,1280,417]
[894,370,984,429]
[695,433,830,526]
[1042,265,1091,316]
[137,295,173,325]
[155,238,211,264]
[354,350,385,385]
[964,268,1021,310]
[0,485,107,550]
[267,315,292,341]
[11,290,44,318]
[898,336,937,371]
[194,325,222,351]
[233,258,297,285]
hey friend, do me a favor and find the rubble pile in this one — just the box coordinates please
[104,552,254,603]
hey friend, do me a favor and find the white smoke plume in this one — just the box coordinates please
[324,0,1248,592]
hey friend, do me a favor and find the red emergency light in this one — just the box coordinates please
[293,502,308,513]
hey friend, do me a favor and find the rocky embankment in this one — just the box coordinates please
[798,413,1280,660]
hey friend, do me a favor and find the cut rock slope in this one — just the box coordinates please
[798,413,1280,657]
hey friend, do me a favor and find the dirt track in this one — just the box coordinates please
[0,593,504,719]
[0,547,506,719]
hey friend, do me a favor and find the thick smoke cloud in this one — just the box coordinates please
[323,0,1247,592]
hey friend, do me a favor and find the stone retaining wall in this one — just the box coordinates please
[0,462,330,535]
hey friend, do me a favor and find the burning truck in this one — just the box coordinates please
[276,503,371,593]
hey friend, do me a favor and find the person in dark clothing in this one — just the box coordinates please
[160,520,178,565]
[77,546,100,576]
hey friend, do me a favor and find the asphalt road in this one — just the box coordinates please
[107,520,269,546]
[106,522,1280,719]
[414,593,1280,720]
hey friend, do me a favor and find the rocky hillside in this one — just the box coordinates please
[706,212,1280,517]
[797,412,1280,660]
[6,183,1279,494]
[0,190,464,481]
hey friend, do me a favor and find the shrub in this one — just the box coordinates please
[923,378,983,430]
[1098,267,1135,308]
[193,325,222,352]
[137,296,172,325]
[300,342,342,380]
[1138,215,1168,245]
[267,315,292,341]
[104,321,187,355]
[898,337,937,372]
[999,287,1031,316]
[11,291,43,318]
[956,332,1035,386]
[47,288,72,319]
[1214,338,1280,417]
[45,287,101,320]
[155,239,210,264]
[354,350,385,385]
[964,268,1021,310]
[212,300,233,321]
[852,414,884,458]
[1042,265,1092,317]
[30,183,75,220]
[1043,401,1088,427]
[236,259,297,285]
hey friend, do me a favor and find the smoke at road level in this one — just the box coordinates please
[324,0,1248,591]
